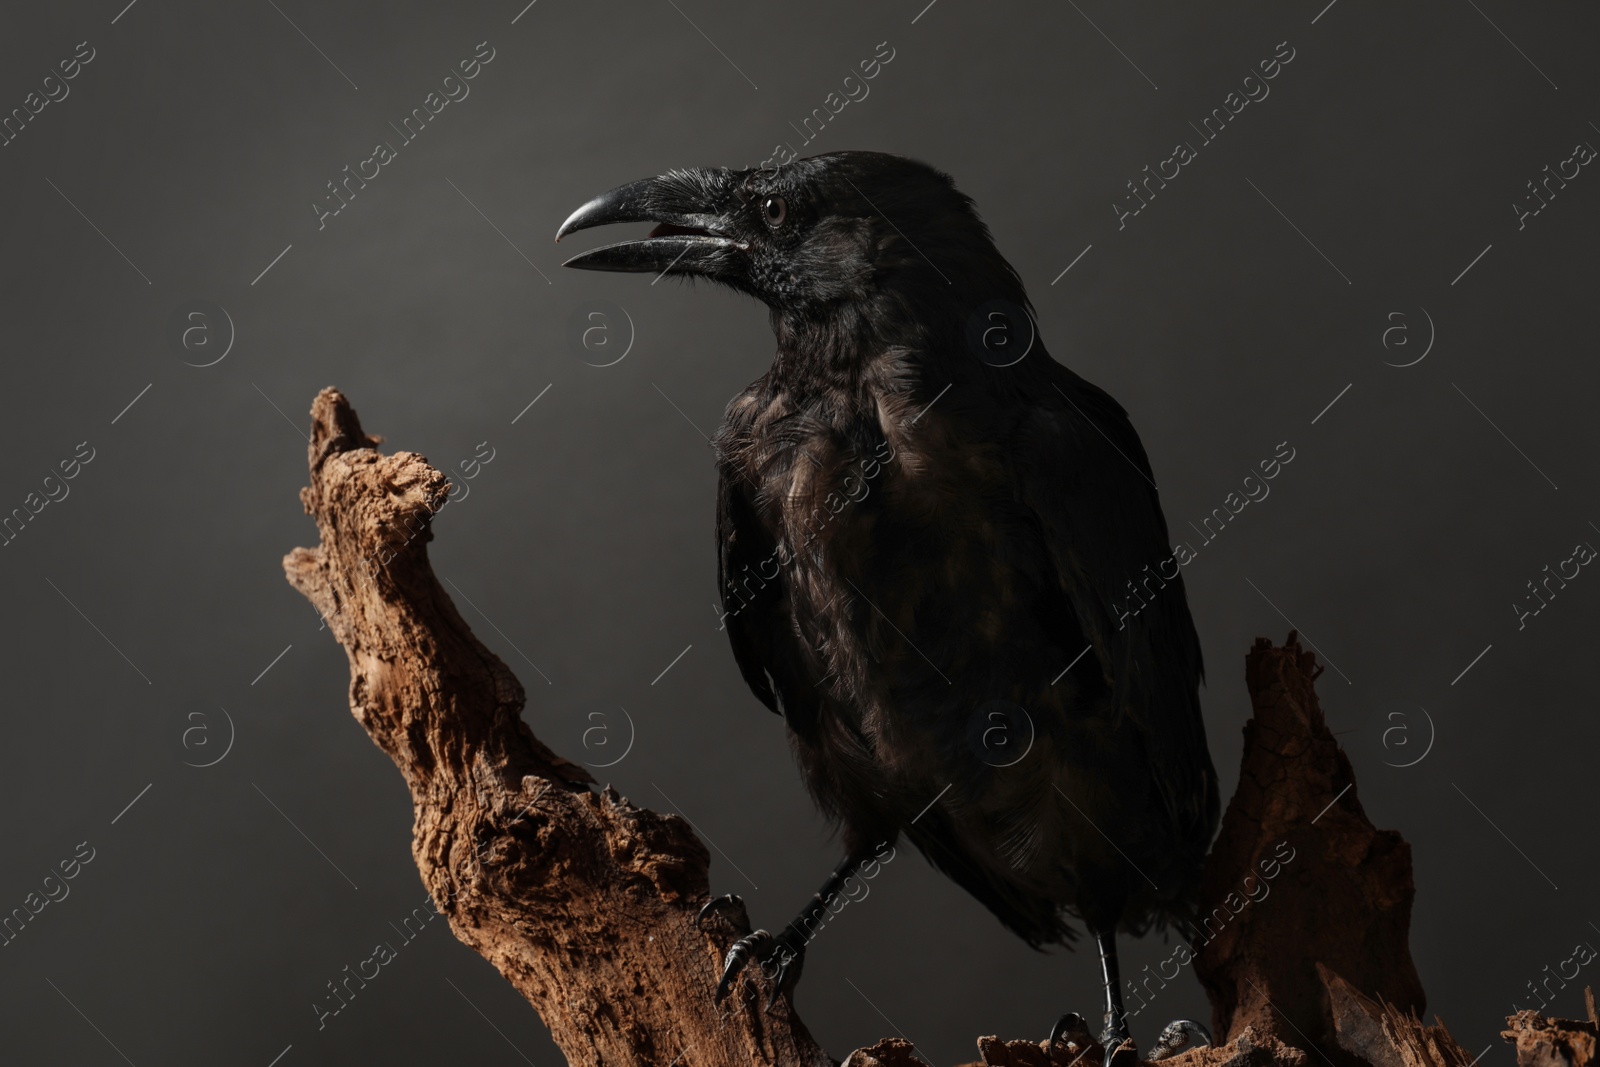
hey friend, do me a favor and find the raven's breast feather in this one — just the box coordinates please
[762,412,1067,709]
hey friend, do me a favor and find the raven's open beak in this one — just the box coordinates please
[555,169,745,277]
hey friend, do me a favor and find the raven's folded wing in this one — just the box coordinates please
[715,466,800,722]
[1013,359,1218,850]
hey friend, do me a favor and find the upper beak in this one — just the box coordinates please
[555,169,745,276]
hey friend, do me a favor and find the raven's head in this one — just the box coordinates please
[556,151,1026,328]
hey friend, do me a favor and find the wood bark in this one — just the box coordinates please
[283,388,829,1067]
[1192,636,1425,1058]
[283,389,1584,1067]
[1501,991,1599,1067]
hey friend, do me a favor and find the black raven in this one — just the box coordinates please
[557,151,1218,1054]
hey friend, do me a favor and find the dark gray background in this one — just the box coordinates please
[1,0,1595,1064]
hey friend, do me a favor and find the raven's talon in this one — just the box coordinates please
[696,893,743,929]
[1147,1019,1211,1061]
[712,926,805,1010]
[1047,1011,1097,1052]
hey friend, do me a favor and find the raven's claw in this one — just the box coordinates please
[1147,1019,1211,1061]
[1047,1011,1096,1053]
[696,893,742,929]
[713,926,805,1010]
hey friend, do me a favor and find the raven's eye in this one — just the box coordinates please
[762,196,787,228]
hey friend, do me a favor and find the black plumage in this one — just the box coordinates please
[557,151,1218,1048]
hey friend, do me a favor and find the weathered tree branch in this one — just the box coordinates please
[283,388,828,1067]
[283,389,1584,1067]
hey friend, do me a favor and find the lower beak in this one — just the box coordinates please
[560,231,744,275]
[555,170,743,276]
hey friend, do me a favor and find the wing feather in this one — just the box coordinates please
[1014,361,1217,848]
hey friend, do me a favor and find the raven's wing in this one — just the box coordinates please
[715,464,812,727]
[1015,359,1217,846]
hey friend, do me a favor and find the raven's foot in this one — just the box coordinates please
[696,895,808,1010]
[1046,1011,1148,1066]
[711,925,806,1009]
[1100,1010,1131,1052]
[1146,1019,1211,1061]
[696,893,743,929]
[1047,1011,1094,1048]
[1047,1012,1098,1060]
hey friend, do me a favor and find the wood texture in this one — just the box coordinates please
[1192,635,1425,1056]
[283,388,829,1067]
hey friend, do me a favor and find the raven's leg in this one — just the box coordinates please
[697,850,872,1010]
[1097,928,1131,1047]
[1046,928,1132,1053]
